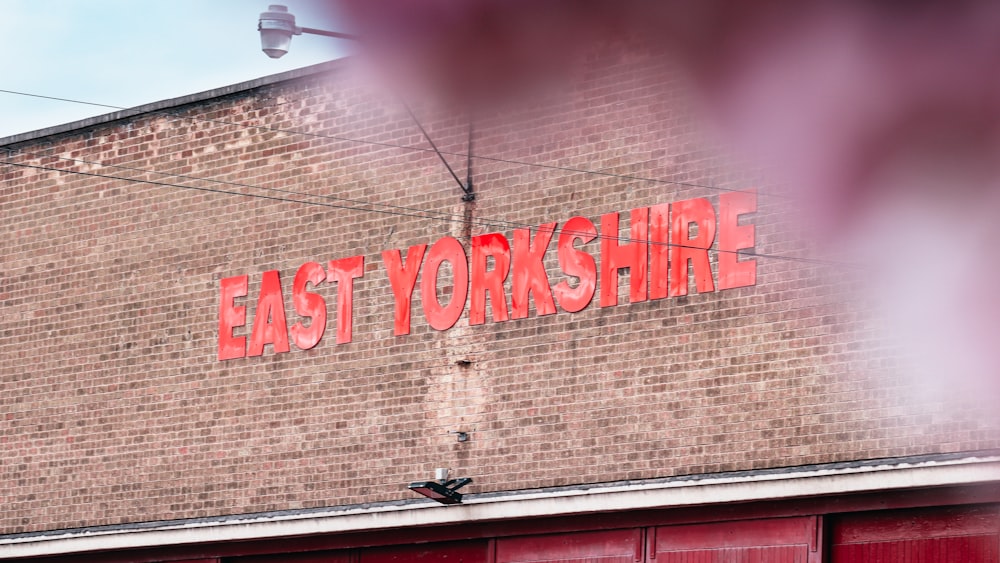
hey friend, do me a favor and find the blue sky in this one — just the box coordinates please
[0,0,348,138]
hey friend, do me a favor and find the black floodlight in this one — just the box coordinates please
[408,469,472,505]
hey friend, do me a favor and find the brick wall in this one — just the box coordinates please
[1,43,997,535]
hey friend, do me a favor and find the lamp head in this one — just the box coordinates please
[408,471,473,505]
[407,480,466,505]
[259,4,298,58]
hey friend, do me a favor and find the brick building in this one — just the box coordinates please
[2,43,999,562]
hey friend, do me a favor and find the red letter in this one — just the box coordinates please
[248,270,290,356]
[599,208,648,307]
[554,216,597,313]
[649,203,670,300]
[511,223,556,319]
[470,233,511,325]
[290,262,327,350]
[718,189,757,290]
[218,275,248,360]
[669,198,717,297]
[328,255,364,343]
[421,236,468,331]
[382,245,426,336]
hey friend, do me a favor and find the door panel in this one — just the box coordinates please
[655,545,805,563]
[834,536,997,562]
[831,505,1000,563]
[650,516,818,563]
[361,540,489,562]
[496,528,643,563]
[233,551,353,563]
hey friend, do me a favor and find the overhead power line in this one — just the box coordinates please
[0,158,855,269]
[0,88,122,111]
[0,87,787,200]
[8,147,484,229]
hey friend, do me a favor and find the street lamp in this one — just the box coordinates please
[258,4,358,59]
[256,4,475,203]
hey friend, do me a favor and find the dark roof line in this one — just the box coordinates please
[0,59,345,148]
[3,449,997,543]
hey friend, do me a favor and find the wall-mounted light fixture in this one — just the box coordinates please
[408,468,472,505]
[258,4,359,59]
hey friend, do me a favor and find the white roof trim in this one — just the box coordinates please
[2,455,998,558]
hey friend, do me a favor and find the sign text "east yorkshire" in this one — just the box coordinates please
[217,191,757,360]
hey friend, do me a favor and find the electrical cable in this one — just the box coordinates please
[0,88,845,265]
[0,89,122,111]
[0,87,786,200]
[0,158,856,268]
[1,92,800,253]
[1,159,462,225]
[7,147,483,228]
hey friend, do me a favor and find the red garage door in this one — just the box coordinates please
[649,516,820,563]
[234,551,352,563]
[496,528,644,563]
[232,550,354,563]
[361,540,489,562]
[831,505,1000,563]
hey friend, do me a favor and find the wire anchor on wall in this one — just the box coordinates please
[462,119,474,202]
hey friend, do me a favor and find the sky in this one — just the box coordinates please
[0,0,348,139]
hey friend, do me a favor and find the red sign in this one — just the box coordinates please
[218,191,757,360]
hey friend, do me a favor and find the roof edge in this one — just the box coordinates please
[2,450,999,559]
[0,59,345,148]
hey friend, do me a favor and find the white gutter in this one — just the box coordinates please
[2,455,998,559]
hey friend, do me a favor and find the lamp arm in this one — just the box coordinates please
[443,477,473,491]
[298,27,360,41]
